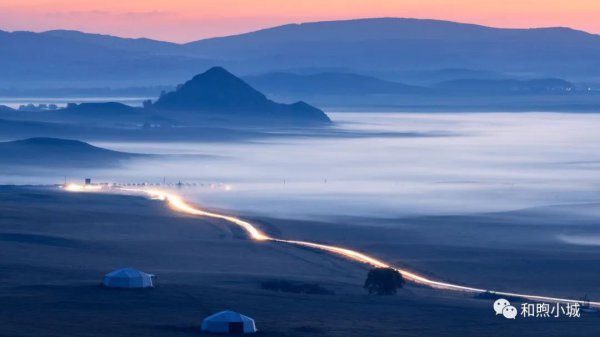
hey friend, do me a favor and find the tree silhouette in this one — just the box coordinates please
[364,267,405,295]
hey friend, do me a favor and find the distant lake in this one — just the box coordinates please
[4,112,600,219]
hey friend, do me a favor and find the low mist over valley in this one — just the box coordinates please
[2,10,600,337]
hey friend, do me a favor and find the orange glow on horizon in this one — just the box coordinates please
[1,0,600,42]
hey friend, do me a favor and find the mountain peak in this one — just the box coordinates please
[189,66,238,83]
[151,67,331,124]
[201,66,233,76]
[154,67,267,111]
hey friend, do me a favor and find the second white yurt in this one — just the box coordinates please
[102,267,154,288]
[201,310,257,334]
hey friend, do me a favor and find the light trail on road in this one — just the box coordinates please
[65,184,600,307]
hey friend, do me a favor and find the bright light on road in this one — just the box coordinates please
[69,186,600,307]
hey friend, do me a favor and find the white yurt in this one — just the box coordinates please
[102,267,154,288]
[201,310,257,334]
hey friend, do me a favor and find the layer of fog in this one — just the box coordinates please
[557,234,600,246]
[5,112,600,220]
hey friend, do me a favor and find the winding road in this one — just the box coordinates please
[66,184,600,307]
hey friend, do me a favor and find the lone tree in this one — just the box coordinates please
[364,267,406,295]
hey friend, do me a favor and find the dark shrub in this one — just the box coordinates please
[364,267,405,295]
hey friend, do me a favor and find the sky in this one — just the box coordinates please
[1,0,600,43]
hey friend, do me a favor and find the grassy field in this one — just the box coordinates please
[0,186,598,336]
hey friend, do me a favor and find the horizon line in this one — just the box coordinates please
[1,16,595,44]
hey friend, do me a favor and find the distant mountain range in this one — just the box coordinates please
[0,29,207,86]
[243,72,600,111]
[0,67,331,126]
[184,18,600,80]
[3,18,600,88]
[244,72,425,96]
[245,73,576,97]
[0,138,141,167]
[433,78,576,95]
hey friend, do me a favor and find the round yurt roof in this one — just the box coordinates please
[105,267,153,278]
[204,310,254,323]
[201,310,257,334]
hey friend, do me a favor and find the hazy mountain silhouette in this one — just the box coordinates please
[62,102,139,115]
[151,67,331,124]
[393,68,507,85]
[0,105,14,113]
[244,72,577,97]
[0,67,330,126]
[434,78,576,95]
[41,30,178,53]
[184,18,600,81]
[0,138,142,167]
[0,102,152,125]
[0,29,210,86]
[239,72,596,111]
[3,18,600,87]
[244,72,425,96]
